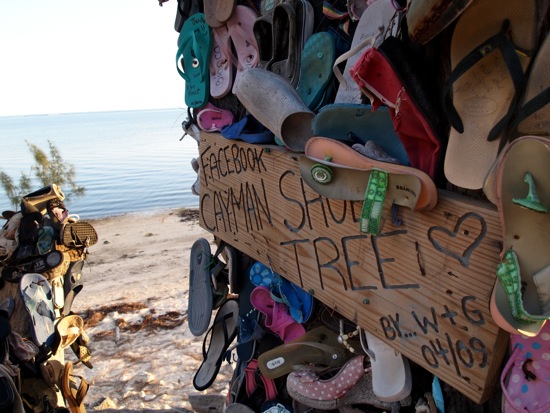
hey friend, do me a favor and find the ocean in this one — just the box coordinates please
[0,109,200,219]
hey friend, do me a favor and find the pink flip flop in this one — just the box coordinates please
[226,5,260,94]
[250,286,305,343]
[210,26,233,99]
[196,103,235,132]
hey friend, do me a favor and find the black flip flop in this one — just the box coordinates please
[193,299,239,391]
[62,260,85,317]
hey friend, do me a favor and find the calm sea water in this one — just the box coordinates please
[0,109,200,219]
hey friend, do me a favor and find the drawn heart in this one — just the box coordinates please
[428,212,487,267]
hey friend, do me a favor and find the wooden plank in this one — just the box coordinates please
[197,132,508,404]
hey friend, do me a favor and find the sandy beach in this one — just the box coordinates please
[69,208,232,411]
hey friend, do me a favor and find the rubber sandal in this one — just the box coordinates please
[209,26,233,99]
[253,13,273,69]
[267,0,314,87]
[19,273,56,347]
[333,0,402,104]
[407,0,474,45]
[257,326,353,380]
[197,102,235,132]
[312,103,410,164]
[237,273,263,363]
[174,0,202,33]
[221,114,275,144]
[350,35,444,180]
[300,136,437,211]
[250,286,305,343]
[193,299,239,391]
[176,13,212,108]
[250,261,314,323]
[204,0,236,28]
[53,314,84,354]
[61,221,98,248]
[62,260,85,317]
[61,361,89,413]
[70,330,93,369]
[443,0,542,189]
[361,329,412,402]
[490,136,550,336]
[188,238,215,336]
[296,32,336,111]
[226,5,260,95]
[22,184,65,214]
[484,32,550,204]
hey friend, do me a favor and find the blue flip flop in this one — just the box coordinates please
[249,261,314,323]
[221,114,275,144]
[19,273,56,347]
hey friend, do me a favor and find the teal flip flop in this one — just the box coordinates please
[312,103,410,166]
[296,32,336,111]
[176,13,212,108]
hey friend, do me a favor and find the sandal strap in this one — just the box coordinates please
[496,250,550,323]
[360,169,388,235]
[201,310,235,358]
[245,359,278,400]
[443,19,526,141]
[516,86,550,126]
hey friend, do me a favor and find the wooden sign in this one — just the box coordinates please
[198,132,508,404]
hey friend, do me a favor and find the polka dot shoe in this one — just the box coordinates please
[501,322,550,413]
[286,355,366,402]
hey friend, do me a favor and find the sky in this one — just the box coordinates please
[0,0,183,116]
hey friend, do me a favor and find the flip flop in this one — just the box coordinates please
[176,13,212,108]
[22,184,65,214]
[257,326,353,380]
[188,238,215,336]
[53,314,84,354]
[62,260,85,317]
[19,273,56,348]
[515,31,550,137]
[61,221,98,248]
[226,5,260,95]
[407,0,474,45]
[209,25,233,99]
[237,270,263,363]
[312,103,410,165]
[61,361,89,413]
[296,32,336,111]
[443,0,541,189]
[301,136,437,211]
[360,329,412,402]
[484,32,550,204]
[250,286,305,343]
[349,35,444,179]
[490,136,550,337]
[193,299,239,391]
[268,0,314,87]
[250,261,314,323]
[204,0,235,28]
[333,0,402,104]
[196,102,235,132]
[221,114,275,144]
